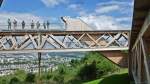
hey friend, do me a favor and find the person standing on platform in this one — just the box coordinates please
[7,19,11,30]
[36,21,40,29]
[22,20,25,30]
[13,19,17,30]
[46,21,50,30]
[43,21,46,29]
[31,20,34,29]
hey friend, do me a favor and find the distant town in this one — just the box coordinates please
[0,52,85,76]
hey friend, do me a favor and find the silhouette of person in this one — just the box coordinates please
[43,21,46,29]
[46,21,50,30]
[7,19,11,30]
[22,20,25,29]
[31,20,34,29]
[36,21,40,29]
[13,19,17,30]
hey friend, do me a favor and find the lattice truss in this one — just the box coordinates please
[0,31,129,51]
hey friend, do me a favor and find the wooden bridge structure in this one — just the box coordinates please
[0,0,150,84]
[0,30,129,53]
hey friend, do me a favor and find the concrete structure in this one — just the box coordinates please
[129,0,150,84]
[61,16,93,31]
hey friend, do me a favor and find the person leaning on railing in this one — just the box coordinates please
[22,20,25,29]
[31,20,35,29]
[13,19,17,30]
[46,20,50,30]
[36,21,40,29]
[43,21,46,29]
[7,19,11,30]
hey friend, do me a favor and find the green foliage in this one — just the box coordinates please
[1,79,7,84]
[58,64,66,75]
[0,77,10,84]
[53,74,64,84]
[14,69,26,81]
[78,61,97,81]
[25,73,35,83]
[99,73,130,84]
[83,69,130,84]
[70,59,80,67]
[82,52,119,76]
[0,52,124,84]
[9,77,21,84]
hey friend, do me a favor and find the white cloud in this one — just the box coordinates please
[95,5,120,14]
[77,1,133,30]
[41,0,68,7]
[116,17,131,22]
[97,1,132,7]
[95,1,133,14]
[68,4,86,16]
[79,15,130,30]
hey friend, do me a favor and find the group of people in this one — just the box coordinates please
[7,19,50,30]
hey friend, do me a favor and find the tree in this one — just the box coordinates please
[25,73,35,83]
[9,77,21,84]
[78,60,97,81]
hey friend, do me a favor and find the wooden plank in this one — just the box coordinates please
[29,34,38,48]
[49,34,66,48]
[140,38,150,84]
[122,33,129,40]
[38,35,48,49]
[10,36,17,49]
[46,37,60,48]
[19,40,31,49]
[86,33,98,46]
[18,35,30,48]
[0,47,129,53]
[0,37,6,49]
[78,33,85,41]
[67,36,74,48]
[70,35,84,48]
[105,33,121,47]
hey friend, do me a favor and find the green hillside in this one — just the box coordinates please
[83,69,130,84]
[0,52,131,84]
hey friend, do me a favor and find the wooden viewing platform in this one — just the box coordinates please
[0,30,129,53]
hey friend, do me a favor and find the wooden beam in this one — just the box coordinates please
[0,47,129,53]
[132,11,150,50]
[140,38,150,83]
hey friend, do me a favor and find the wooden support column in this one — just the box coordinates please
[38,33,42,78]
[128,51,133,80]
[38,52,41,77]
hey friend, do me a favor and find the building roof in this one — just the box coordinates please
[130,0,150,48]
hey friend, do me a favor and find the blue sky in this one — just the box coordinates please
[0,0,133,30]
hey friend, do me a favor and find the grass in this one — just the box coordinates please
[83,79,103,84]
[83,69,131,84]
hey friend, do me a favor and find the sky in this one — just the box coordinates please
[0,0,134,30]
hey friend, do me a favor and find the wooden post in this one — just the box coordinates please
[38,52,41,77]
[38,32,42,80]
